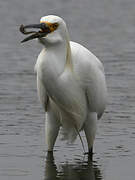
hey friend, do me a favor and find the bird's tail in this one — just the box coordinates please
[73,125,85,153]
[58,105,86,153]
[60,124,85,154]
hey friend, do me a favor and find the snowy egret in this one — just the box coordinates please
[20,15,107,156]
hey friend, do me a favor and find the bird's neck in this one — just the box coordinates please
[42,37,72,81]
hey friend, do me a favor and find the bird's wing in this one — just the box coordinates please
[85,66,107,119]
[70,41,106,119]
[37,76,49,112]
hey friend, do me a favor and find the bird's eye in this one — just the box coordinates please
[52,23,59,30]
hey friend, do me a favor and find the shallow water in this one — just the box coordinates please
[0,0,135,179]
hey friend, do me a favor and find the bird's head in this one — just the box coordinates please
[20,15,69,45]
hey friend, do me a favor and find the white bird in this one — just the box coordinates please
[20,15,107,156]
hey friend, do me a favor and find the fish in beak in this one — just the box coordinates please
[19,23,51,43]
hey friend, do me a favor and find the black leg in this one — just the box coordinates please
[88,147,93,160]
[47,150,53,155]
[84,147,93,160]
[89,147,93,155]
[46,151,54,160]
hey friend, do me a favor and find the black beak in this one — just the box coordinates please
[19,23,51,43]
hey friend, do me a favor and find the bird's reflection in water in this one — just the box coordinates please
[44,152,102,180]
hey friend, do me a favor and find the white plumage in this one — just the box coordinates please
[20,15,107,155]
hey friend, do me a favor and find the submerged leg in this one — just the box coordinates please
[84,112,97,158]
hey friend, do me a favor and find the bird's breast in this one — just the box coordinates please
[36,49,87,130]
[46,70,87,130]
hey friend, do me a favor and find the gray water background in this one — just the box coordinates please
[0,0,135,179]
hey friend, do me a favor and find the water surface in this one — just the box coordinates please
[0,0,135,179]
